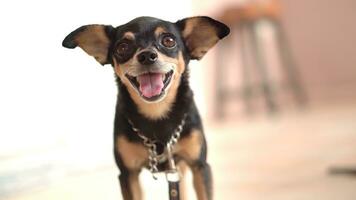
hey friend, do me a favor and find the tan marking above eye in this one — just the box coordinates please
[154,26,167,37]
[122,32,135,40]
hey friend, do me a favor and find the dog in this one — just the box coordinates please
[62,16,229,200]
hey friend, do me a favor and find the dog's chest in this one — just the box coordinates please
[116,129,202,170]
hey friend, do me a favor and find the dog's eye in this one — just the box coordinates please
[116,42,130,55]
[161,35,176,48]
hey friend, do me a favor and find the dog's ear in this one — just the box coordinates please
[176,16,230,60]
[62,25,115,65]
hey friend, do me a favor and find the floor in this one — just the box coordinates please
[3,103,356,200]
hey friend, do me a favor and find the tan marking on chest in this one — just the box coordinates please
[116,135,148,170]
[175,129,203,162]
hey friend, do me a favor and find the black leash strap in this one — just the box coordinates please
[166,143,180,200]
[168,180,180,200]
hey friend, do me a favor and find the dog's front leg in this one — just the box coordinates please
[191,161,213,200]
[176,129,213,200]
[115,135,148,200]
[118,170,142,200]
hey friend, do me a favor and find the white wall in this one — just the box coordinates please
[0,0,192,165]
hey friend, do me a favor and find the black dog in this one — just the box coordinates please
[63,16,229,200]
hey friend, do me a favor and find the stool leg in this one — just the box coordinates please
[248,21,277,113]
[215,37,227,119]
[273,20,308,107]
[239,23,254,114]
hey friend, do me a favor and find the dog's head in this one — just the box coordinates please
[63,16,229,118]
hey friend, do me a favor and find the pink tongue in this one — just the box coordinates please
[137,73,164,98]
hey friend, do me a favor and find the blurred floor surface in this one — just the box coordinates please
[5,103,356,200]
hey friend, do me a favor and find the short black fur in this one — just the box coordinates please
[63,16,229,200]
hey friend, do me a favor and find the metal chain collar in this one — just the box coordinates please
[128,115,186,179]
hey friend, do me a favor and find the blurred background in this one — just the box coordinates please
[0,0,356,199]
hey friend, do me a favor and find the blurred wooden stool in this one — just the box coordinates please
[215,0,307,119]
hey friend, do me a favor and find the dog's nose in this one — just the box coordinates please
[137,50,158,65]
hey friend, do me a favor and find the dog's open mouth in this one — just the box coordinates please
[125,70,174,102]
